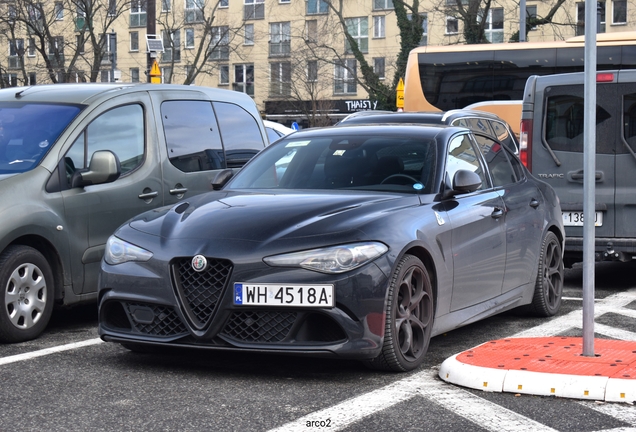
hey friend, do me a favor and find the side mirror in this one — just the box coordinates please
[211,169,234,190]
[441,170,482,199]
[71,150,121,188]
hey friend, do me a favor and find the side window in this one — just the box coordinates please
[446,134,487,190]
[624,93,636,151]
[212,101,265,167]
[473,134,517,187]
[66,104,144,184]
[161,100,224,172]
[489,120,518,153]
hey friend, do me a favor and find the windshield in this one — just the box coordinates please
[228,131,438,194]
[0,102,83,174]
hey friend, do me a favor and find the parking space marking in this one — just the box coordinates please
[579,400,636,425]
[0,338,103,366]
[268,289,636,432]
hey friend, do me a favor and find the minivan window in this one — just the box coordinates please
[623,93,636,150]
[161,100,224,172]
[66,104,144,180]
[545,95,612,153]
[213,101,265,167]
[0,103,81,174]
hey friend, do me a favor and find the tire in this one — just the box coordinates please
[528,231,564,317]
[0,245,55,343]
[365,254,434,372]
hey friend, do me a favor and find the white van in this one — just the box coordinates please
[521,70,636,267]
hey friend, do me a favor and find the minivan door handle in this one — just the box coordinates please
[529,199,540,208]
[169,187,188,195]
[568,170,603,182]
[491,208,504,219]
[138,191,159,200]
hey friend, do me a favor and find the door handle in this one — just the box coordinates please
[491,208,504,219]
[569,170,603,182]
[138,191,159,200]
[169,187,188,195]
[529,199,540,208]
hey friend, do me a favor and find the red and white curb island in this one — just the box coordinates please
[439,337,636,403]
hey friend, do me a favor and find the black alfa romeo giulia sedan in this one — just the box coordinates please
[98,124,565,372]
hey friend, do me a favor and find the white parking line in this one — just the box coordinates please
[267,288,636,432]
[0,338,103,366]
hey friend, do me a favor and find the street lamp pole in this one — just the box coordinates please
[147,0,156,82]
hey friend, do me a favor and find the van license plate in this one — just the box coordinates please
[562,211,603,227]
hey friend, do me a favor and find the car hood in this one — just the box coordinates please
[128,190,420,243]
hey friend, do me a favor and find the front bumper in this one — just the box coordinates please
[98,256,391,360]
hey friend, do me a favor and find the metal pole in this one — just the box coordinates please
[582,0,597,357]
[519,0,526,42]
[109,31,117,83]
[147,0,156,83]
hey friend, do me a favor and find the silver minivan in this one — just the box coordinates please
[0,83,268,342]
[521,69,636,267]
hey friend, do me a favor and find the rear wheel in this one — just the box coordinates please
[0,245,54,343]
[529,231,564,317]
[365,254,434,372]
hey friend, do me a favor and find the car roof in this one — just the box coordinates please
[284,122,466,142]
[338,109,506,125]
[0,83,256,107]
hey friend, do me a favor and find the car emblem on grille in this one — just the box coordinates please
[191,255,208,272]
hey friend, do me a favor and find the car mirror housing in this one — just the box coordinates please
[212,169,234,190]
[71,150,121,188]
[452,170,482,193]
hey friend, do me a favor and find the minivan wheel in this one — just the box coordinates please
[529,232,564,317]
[365,254,434,372]
[0,245,54,343]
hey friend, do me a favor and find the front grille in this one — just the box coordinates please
[221,311,297,343]
[173,257,233,329]
[123,302,188,337]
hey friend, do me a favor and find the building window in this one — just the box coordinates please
[420,13,428,45]
[446,16,458,34]
[613,0,626,24]
[345,18,368,53]
[526,5,537,30]
[483,7,503,43]
[76,34,85,54]
[185,0,204,23]
[305,20,318,43]
[186,29,195,49]
[374,57,385,79]
[28,38,36,57]
[108,0,116,15]
[334,59,356,94]
[220,65,229,85]
[244,0,264,20]
[130,68,140,82]
[270,22,291,56]
[209,26,230,60]
[162,30,181,62]
[54,2,64,20]
[220,0,229,7]
[130,0,146,27]
[162,0,171,12]
[101,70,110,82]
[308,60,318,82]
[270,62,291,96]
[373,16,385,38]
[307,0,328,15]
[130,31,139,51]
[245,24,254,45]
[8,39,23,69]
[373,0,394,10]
[280,0,290,3]
[28,72,36,85]
[577,1,606,35]
[3,74,18,87]
[234,64,254,96]
[48,36,65,67]
[161,67,172,83]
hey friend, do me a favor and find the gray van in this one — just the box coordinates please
[521,70,636,267]
[0,83,268,342]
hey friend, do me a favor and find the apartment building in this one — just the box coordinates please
[1,0,634,126]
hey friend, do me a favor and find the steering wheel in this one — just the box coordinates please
[380,174,419,185]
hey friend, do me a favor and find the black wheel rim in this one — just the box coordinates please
[395,265,432,362]
[543,238,563,309]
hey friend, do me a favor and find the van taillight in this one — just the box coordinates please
[519,119,532,171]
[597,73,615,82]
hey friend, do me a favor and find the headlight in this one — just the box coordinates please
[264,242,388,274]
[104,236,153,265]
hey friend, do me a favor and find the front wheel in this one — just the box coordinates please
[529,231,564,317]
[0,245,55,343]
[365,254,434,372]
